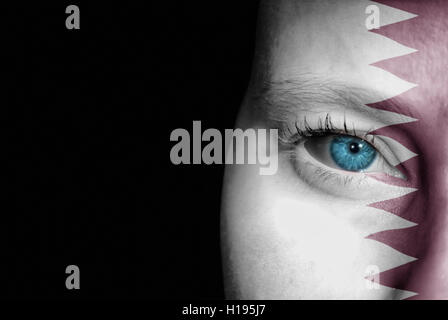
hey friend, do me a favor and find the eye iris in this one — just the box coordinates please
[330,136,376,171]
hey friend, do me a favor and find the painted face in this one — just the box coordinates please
[221,0,448,299]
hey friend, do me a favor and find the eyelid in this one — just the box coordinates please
[364,134,400,169]
[288,149,403,200]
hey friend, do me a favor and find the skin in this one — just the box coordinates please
[221,0,448,299]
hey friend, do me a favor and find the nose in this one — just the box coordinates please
[405,125,448,299]
[358,0,448,298]
[368,117,448,299]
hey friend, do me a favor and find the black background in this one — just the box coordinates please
[5,1,258,299]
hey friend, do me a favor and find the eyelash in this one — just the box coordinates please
[280,113,376,146]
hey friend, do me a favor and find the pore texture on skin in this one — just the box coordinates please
[367,0,448,299]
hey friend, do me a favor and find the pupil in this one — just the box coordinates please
[349,142,360,153]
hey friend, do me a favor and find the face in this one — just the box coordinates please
[221,0,448,299]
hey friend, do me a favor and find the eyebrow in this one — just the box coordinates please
[250,75,418,123]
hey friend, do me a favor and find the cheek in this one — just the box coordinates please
[221,159,415,299]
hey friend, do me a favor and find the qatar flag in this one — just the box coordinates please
[366,0,448,300]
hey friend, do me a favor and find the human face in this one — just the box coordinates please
[221,0,448,299]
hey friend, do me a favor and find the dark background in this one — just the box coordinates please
[5,1,258,299]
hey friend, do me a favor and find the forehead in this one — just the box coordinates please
[256,0,448,107]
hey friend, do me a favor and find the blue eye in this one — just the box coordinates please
[303,132,404,179]
[330,136,377,171]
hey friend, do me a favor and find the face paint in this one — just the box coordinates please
[366,0,448,299]
[222,0,448,299]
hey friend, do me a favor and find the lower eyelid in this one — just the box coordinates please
[290,155,373,199]
[289,143,367,183]
[285,142,401,200]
